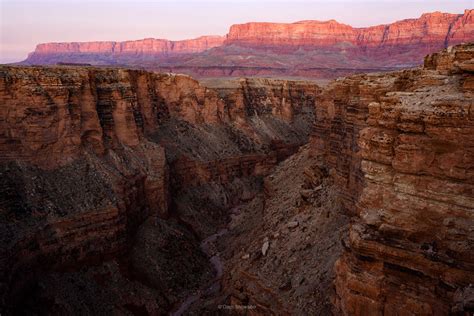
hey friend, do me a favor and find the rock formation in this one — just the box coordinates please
[311,43,474,315]
[19,10,474,79]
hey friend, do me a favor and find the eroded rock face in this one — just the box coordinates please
[311,43,474,315]
[0,66,319,313]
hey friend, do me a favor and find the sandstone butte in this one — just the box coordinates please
[0,43,473,314]
[20,10,474,78]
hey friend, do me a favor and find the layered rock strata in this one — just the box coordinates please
[311,43,474,315]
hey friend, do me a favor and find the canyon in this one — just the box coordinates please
[1,42,473,315]
[20,10,474,79]
[0,66,319,314]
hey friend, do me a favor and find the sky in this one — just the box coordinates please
[1,0,472,63]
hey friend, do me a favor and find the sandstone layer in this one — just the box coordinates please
[19,10,474,79]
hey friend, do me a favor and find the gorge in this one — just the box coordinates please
[1,43,473,315]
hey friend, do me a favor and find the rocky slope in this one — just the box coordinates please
[0,66,319,314]
[20,10,474,78]
[311,43,474,315]
[186,145,349,315]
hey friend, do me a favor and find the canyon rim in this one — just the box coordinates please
[1,1,474,315]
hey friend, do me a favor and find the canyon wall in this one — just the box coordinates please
[20,10,474,78]
[0,66,172,312]
[149,76,319,237]
[311,43,474,315]
[0,66,319,313]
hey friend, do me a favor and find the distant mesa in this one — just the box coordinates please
[30,36,226,57]
[21,9,474,78]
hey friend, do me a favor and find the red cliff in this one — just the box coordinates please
[22,10,474,78]
[226,10,473,48]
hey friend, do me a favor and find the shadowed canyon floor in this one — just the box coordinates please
[0,43,473,315]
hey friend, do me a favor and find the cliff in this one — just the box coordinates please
[310,43,474,315]
[20,10,474,78]
[226,10,473,49]
[0,66,173,312]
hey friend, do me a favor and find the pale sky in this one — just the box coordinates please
[1,0,472,63]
